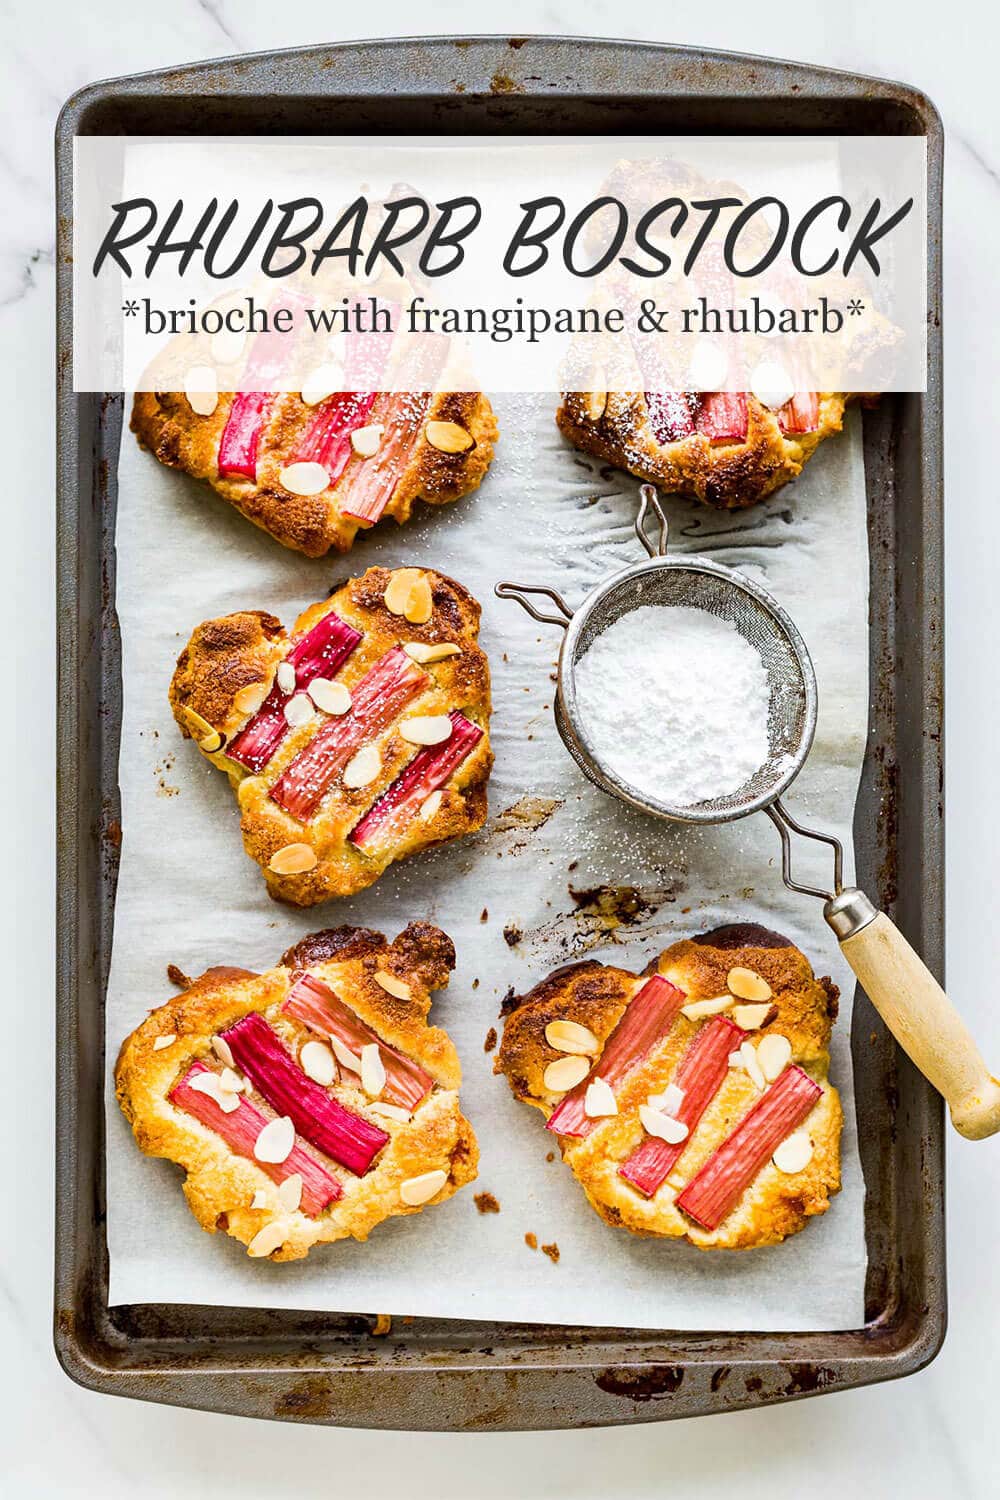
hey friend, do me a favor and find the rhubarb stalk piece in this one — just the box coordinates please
[696,392,748,442]
[284,971,434,1111]
[645,390,697,444]
[222,1012,389,1175]
[675,1063,822,1230]
[217,292,308,479]
[290,305,400,482]
[227,611,362,773]
[269,646,428,820]
[348,711,483,851]
[546,975,686,1140]
[777,391,820,435]
[619,1015,743,1196]
[170,1060,342,1214]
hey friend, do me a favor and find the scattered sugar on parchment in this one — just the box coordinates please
[574,604,771,807]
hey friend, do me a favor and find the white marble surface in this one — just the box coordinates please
[6,1,998,1494]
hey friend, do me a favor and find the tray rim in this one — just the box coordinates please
[54,33,945,1430]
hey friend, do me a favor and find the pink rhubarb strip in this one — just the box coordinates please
[545,975,687,1140]
[348,710,483,851]
[696,391,748,442]
[217,292,309,479]
[170,1060,342,1215]
[776,391,820,434]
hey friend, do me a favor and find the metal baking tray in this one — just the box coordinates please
[55,35,944,1429]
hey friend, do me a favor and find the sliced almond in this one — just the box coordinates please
[727,966,773,1003]
[544,1019,599,1057]
[543,1055,590,1093]
[728,1051,744,1068]
[198,730,224,754]
[350,423,384,457]
[583,389,607,422]
[279,461,330,497]
[425,420,474,454]
[181,706,217,741]
[183,364,218,417]
[308,678,352,716]
[277,1173,303,1213]
[680,995,733,1021]
[188,1072,239,1113]
[649,1082,685,1117]
[276,660,296,695]
[403,641,461,664]
[343,744,381,789]
[383,568,424,616]
[739,1040,766,1092]
[329,1035,362,1074]
[403,576,433,626]
[360,1043,386,1098]
[772,1130,814,1175]
[301,362,344,407]
[247,1220,289,1258]
[638,1104,689,1144]
[732,1002,777,1032]
[268,842,318,876]
[400,714,452,746]
[234,681,268,717]
[299,1040,336,1087]
[211,1034,235,1068]
[283,692,314,728]
[253,1115,295,1165]
[756,1033,793,1083]
[369,1101,412,1124]
[374,970,412,1001]
[218,1066,245,1095]
[400,1168,448,1206]
[250,1188,269,1210]
[583,1077,617,1118]
[420,789,443,821]
[210,324,247,366]
[152,1034,177,1052]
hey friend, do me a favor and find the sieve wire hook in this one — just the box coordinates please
[766,798,844,901]
[635,484,670,559]
[494,581,573,629]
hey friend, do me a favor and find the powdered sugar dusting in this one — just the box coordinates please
[574,604,771,807]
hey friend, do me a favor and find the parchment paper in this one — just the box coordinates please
[106,396,868,1330]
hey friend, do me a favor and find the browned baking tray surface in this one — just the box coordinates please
[55,35,944,1429]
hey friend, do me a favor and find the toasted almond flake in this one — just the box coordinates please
[772,1130,814,1175]
[276,660,296,695]
[757,1033,793,1083]
[250,1189,269,1210]
[680,995,733,1021]
[183,364,218,416]
[369,1101,412,1123]
[739,1041,767,1092]
[234,681,268,717]
[218,1067,245,1095]
[425,420,474,454]
[732,1002,777,1032]
[638,1104,689,1144]
[583,1077,618,1118]
[343,743,381,789]
[584,389,607,422]
[399,714,452,746]
[283,692,314,728]
[330,1035,362,1074]
[268,842,318,876]
[247,1220,289,1258]
[350,423,384,457]
[727,966,773,1002]
[299,1040,337,1087]
[544,1019,599,1057]
[400,1168,448,1206]
[277,1173,303,1213]
[279,461,330,498]
[181,707,217,741]
[188,1072,239,1113]
[198,730,224,754]
[403,576,434,626]
[649,1082,685,1117]
[210,324,247,366]
[403,641,461,664]
[666,1171,686,1190]
[253,1115,295,1165]
[308,677,351,716]
[383,568,423,616]
[374,970,412,1001]
[301,361,345,407]
[728,1051,743,1068]
[152,1034,177,1052]
[687,340,728,392]
[360,1042,386,1098]
[543,1055,591,1093]
[211,1034,235,1068]
[750,358,795,413]
[420,789,443,821]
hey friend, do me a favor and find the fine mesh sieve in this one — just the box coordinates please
[496,485,1000,1140]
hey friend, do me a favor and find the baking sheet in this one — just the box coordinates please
[105,394,867,1331]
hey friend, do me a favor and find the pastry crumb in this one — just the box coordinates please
[483,1027,498,1053]
[524,1232,538,1250]
[541,1241,560,1264]
[545,1151,555,1162]
[370,1314,392,1336]
[166,963,191,989]
[474,1192,500,1214]
[480,907,489,922]
[502,924,522,947]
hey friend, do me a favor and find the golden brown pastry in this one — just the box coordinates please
[115,923,478,1262]
[169,565,493,905]
[132,382,497,556]
[496,923,841,1249]
[556,389,847,509]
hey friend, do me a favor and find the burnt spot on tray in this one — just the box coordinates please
[595,1365,684,1401]
[693,921,791,950]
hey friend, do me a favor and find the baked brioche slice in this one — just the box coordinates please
[169,566,493,905]
[116,923,477,1262]
[557,389,846,509]
[496,923,841,1249]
